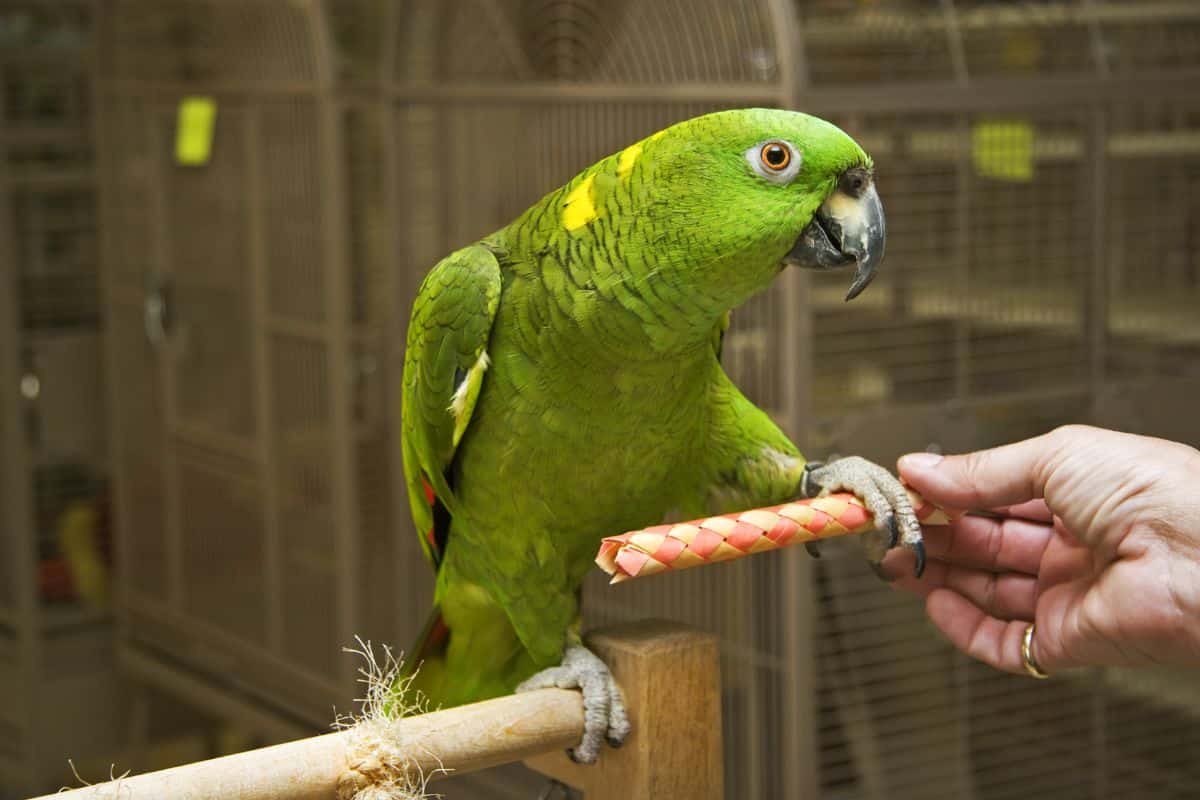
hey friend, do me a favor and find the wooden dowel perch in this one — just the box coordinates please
[30,689,583,800]
[29,622,721,800]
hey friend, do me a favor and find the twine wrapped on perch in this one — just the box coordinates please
[596,489,957,583]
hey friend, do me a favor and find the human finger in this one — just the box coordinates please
[891,558,1038,619]
[886,515,1051,576]
[925,589,1034,676]
[898,431,1068,510]
[939,514,1052,574]
[992,499,1052,523]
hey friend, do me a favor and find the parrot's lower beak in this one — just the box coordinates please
[785,167,886,301]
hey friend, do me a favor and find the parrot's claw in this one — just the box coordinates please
[884,510,900,548]
[516,644,630,764]
[801,456,925,579]
[912,539,926,578]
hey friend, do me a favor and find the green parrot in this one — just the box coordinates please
[400,108,922,762]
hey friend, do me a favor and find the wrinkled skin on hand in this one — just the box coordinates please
[887,424,1200,675]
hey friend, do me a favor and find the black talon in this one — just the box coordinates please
[885,512,899,548]
[607,734,625,748]
[913,540,926,578]
[805,541,822,559]
[800,462,825,498]
[566,747,584,764]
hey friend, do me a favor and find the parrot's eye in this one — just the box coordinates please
[745,139,802,184]
[760,142,791,171]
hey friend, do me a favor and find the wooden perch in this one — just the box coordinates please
[29,621,722,799]
[30,689,582,800]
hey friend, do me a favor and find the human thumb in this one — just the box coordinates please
[898,432,1064,511]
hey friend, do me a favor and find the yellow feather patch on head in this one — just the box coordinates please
[562,174,600,231]
[617,143,643,179]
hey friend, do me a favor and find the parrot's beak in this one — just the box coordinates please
[785,167,886,301]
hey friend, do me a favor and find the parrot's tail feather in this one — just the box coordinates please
[409,606,451,672]
[401,599,541,710]
[398,606,451,709]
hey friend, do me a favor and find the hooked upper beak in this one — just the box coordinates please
[784,167,886,301]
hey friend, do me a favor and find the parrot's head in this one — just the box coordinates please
[640,107,886,305]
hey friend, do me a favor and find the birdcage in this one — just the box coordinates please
[777,3,1200,799]
[0,2,123,795]
[92,0,409,742]
[91,1,1200,799]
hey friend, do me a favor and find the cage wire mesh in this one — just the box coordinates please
[87,0,1200,798]
[792,4,1200,800]
[1,0,104,610]
[95,0,389,727]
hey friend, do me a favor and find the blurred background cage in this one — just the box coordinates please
[2,0,1196,797]
[0,1,124,794]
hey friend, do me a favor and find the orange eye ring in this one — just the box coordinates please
[759,142,791,172]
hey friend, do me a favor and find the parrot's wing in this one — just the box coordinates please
[401,244,502,569]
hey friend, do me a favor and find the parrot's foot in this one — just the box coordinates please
[801,456,925,578]
[516,645,631,764]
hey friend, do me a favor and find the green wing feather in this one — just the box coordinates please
[401,244,502,568]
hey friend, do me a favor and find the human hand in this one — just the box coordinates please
[886,425,1200,676]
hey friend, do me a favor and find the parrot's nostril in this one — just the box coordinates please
[840,167,871,199]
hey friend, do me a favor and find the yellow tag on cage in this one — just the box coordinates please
[175,97,218,166]
[972,120,1034,182]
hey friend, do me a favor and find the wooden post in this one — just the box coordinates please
[526,620,724,800]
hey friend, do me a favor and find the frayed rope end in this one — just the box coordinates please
[334,637,445,800]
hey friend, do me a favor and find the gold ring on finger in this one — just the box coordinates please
[1021,622,1050,680]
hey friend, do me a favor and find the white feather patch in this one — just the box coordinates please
[761,446,801,474]
[449,350,490,418]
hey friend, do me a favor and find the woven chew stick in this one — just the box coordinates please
[596,489,956,584]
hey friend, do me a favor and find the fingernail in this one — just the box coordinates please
[900,452,943,470]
